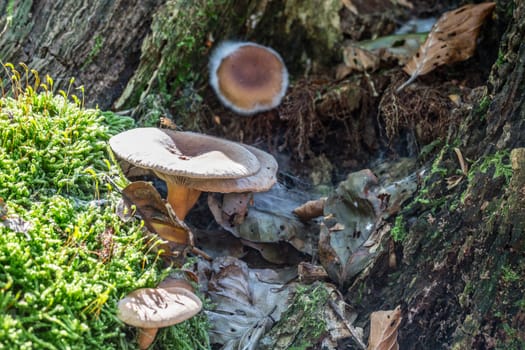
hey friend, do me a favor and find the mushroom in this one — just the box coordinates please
[209,41,289,115]
[117,287,203,349]
[205,144,279,227]
[193,143,278,194]
[109,128,261,220]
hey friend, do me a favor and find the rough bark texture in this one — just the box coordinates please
[1,0,524,348]
[0,0,162,109]
[346,1,525,349]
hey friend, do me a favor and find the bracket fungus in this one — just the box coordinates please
[109,128,278,220]
[209,41,289,115]
[117,287,202,349]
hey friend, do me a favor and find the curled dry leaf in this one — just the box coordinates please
[121,181,192,245]
[342,0,358,15]
[293,197,326,221]
[368,306,402,350]
[210,192,253,228]
[398,2,496,91]
[120,181,197,263]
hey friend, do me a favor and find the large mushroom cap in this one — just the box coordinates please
[190,144,278,193]
[117,287,202,329]
[109,128,260,180]
[209,41,289,116]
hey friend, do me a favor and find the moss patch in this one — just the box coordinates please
[0,66,209,349]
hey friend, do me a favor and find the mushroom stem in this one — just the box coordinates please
[166,183,202,220]
[138,327,158,349]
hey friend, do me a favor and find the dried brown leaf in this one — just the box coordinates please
[368,306,402,350]
[293,197,326,221]
[297,262,329,284]
[342,0,359,15]
[122,181,192,246]
[399,2,496,91]
[343,46,381,74]
[391,0,413,9]
[453,147,469,175]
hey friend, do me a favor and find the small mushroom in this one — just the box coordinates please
[109,128,261,220]
[209,41,289,115]
[117,287,203,349]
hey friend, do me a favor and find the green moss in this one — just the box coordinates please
[477,150,513,183]
[0,66,209,349]
[495,49,505,67]
[82,35,105,70]
[418,138,443,162]
[115,0,231,124]
[260,282,329,350]
[501,265,520,283]
[391,215,407,242]
[497,323,525,350]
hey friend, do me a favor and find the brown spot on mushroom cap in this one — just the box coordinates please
[117,287,202,329]
[109,128,261,180]
[189,144,278,193]
[209,41,289,115]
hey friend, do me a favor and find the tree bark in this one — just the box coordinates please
[0,0,162,109]
[346,1,525,348]
[1,0,524,348]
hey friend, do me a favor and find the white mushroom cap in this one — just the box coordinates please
[109,128,261,180]
[117,287,202,329]
[190,144,278,193]
[209,41,289,116]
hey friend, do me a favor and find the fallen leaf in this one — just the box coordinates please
[297,262,329,284]
[293,197,326,221]
[203,257,293,349]
[318,170,382,288]
[121,181,192,246]
[0,198,6,220]
[368,306,402,350]
[240,239,304,265]
[343,46,381,73]
[118,181,206,264]
[454,147,469,175]
[398,2,496,91]
[342,0,359,15]
[318,168,420,287]
[339,33,426,79]
[391,0,413,9]
[1,216,33,238]
[209,192,253,228]
[208,184,319,256]
[193,229,246,259]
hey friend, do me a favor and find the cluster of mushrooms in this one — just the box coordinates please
[111,41,289,348]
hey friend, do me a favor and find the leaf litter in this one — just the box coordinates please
[107,2,496,348]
